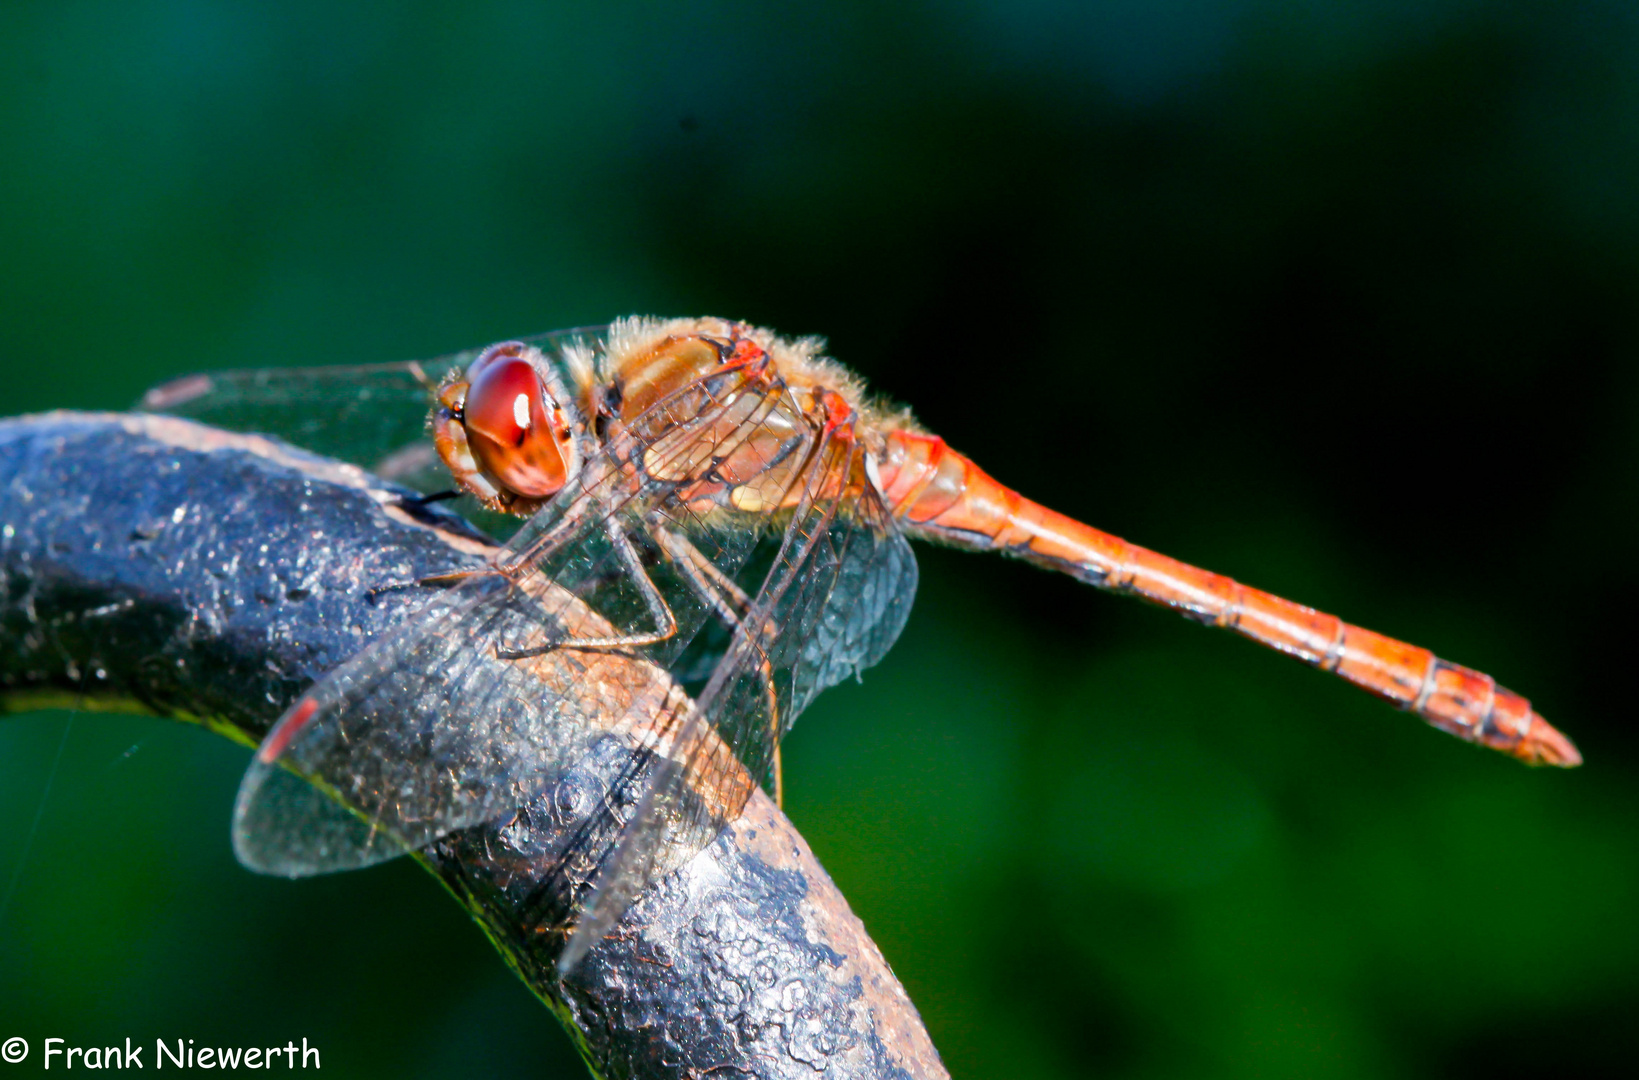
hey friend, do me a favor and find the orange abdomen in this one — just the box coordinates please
[874,429,1580,767]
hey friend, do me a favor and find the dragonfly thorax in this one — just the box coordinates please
[611,333,733,421]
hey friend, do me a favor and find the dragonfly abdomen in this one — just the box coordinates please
[876,428,1580,767]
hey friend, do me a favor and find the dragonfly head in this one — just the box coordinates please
[433,342,579,514]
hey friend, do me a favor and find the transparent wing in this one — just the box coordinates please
[229,345,919,971]
[135,327,605,489]
[704,427,919,773]
[233,360,794,876]
[233,567,690,876]
[138,357,460,471]
[561,419,919,969]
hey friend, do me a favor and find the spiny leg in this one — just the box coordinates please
[365,565,506,602]
[654,525,784,807]
[496,515,679,659]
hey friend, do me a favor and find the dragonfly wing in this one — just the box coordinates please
[135,327,608,484]
[561,422,919,970]
[228,344,917,968]
[138,357,469,477]
[234,568,684,874]
[705,429,919,777]
[233,360,786,876]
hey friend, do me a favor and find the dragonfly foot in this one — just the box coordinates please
[365,567,498,602]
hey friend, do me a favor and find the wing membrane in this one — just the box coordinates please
[139,357,466,474]
[561,420,918,969]
[214,332,922,971]
[135,328,603,484]
[234,570,685,873]
[233,361,784,875]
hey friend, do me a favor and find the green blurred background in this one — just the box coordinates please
[3,1,1636,1076]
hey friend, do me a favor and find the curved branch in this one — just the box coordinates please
[0,412,947,1080]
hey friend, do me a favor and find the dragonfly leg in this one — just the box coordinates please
[496,518,679,658]
[364,566,503,602]
[654,526,784,807]
[653,527,755,621]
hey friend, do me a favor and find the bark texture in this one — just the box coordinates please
[0,411,947,1080]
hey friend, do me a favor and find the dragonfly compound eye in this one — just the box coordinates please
[462,355,570,499]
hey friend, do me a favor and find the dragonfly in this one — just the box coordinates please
[139,316,1581,972]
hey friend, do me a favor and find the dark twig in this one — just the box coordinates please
[0,412,947,1080]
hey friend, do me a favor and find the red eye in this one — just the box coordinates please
[462,356,569,499]
[464,340,527,384]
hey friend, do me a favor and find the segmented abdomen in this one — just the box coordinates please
[873,429,1579,767]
